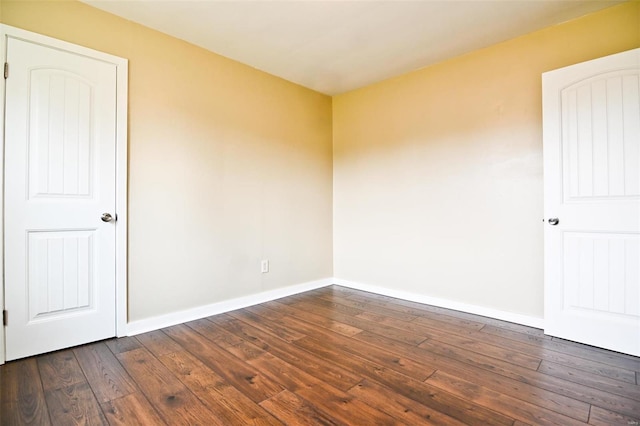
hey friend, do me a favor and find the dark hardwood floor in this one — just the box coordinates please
[1,285,639,425]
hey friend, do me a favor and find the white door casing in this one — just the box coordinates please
[543,48,640,356]
[1,25,128,363]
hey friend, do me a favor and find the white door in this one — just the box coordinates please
[543,48,640,356]
[4,37,118,360]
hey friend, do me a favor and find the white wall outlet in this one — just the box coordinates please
[261,260,269,273]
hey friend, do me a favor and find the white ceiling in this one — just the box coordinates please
[83,0,624,95]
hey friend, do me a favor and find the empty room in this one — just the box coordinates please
[0,0,639,424]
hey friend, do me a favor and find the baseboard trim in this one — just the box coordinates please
[126,278,333,336]
[333,278,544,329]
[126,276,544,336]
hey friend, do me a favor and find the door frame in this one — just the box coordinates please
[0,25,128,364]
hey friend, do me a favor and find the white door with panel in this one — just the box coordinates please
[543,48,640,356]
[4,37,118,360]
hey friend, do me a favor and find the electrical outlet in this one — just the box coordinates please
[261,260,269,273]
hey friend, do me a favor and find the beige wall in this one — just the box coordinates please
[333,2,640,318]
[1,0,333,321]
[2,0,638,325]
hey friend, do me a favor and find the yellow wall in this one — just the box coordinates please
[333,1,639,318]
[1,0,334,321]
[2,0,638,325]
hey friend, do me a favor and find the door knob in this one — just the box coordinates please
[101,213,114,222]
[548,218,559,226]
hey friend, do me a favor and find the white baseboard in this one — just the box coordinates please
[126,276,544,337]
[333,278,544,329]
[126,278,333,336]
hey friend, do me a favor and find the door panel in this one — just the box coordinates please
[4,37,117,360]
[563,72,639,200]
[543,48,640,356]
[30,70,93,198]
[27,230,95,320]
[563,232,638,315]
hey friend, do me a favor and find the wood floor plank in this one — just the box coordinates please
[248,352,331,393]
[314,291,420,322]
[362,311,543,370]
[343,289,544,337]
[295,330,435,381]
[342,292,486,331]
[413,333,640,419]
[207,314,363,391]
[253,311,349,344]
[538,360,640,402]
[187,317,250,349]
[2,285,638,425]
[551,336,640,363]
[588,405,640,426]
[294,382,402,426]
[426,370,587,426]
[262,300,363,337]
[162,323,284,403]
[244,304,287,321]
[158,350,282,425]
[293,333,515,426]
[135,329,184,357]
[477,330,637,384]
[227,309,306,343]
[105,337,142,355]
[246,351,401,425]
[525,368,640,420]
[281,293,368,317]
[227,324,426,424]
[416,333,544,378]
[101,393,167,426]
[117,347,222,425]
[483,325,640,372]
[74,342,138,403]
[260,390,345,426]
[45,382,108,426]
[237,340,281,365]
[354,330,591,421]
[312,285,358,297]
[249,304,365,346]
[283,299,427,345]
[472,327,639,384]
[411,312,495,336]
[44,382,108,426]
[348,379,467,425]
[0,358,51,425]
[37,350,86,391]
[244,305,434,380]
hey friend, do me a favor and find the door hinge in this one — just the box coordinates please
[2,310,6,326]
[3,62,8,79]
